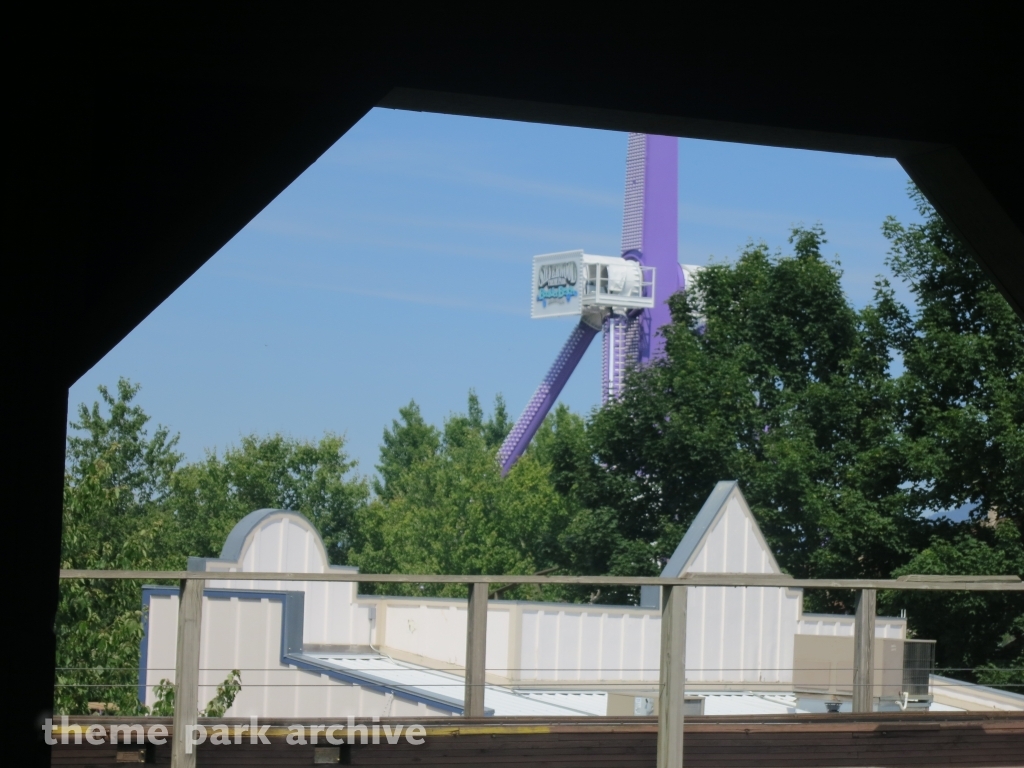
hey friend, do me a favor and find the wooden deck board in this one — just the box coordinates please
[51,712,1024,767]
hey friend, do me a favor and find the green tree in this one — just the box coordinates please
[148,669,242,717]
[876,188,1024,680]
[552,228,925,607]
[66,379,182,525]
[374,401,440,502]
[884,521,1024,687]
[530,404,632,603]
[57,380,180,714]
[351,393,567,598]
[171,433,369,563]
[881,188,1024,528]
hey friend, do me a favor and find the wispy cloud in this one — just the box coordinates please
[455,168,621,208]
[321,142,622,208]
[679,202,815,233]
[678,201,903,252]
[246,211,617,259]
[217,269,527,317]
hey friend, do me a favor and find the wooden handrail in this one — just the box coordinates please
[58,569,1024,591]
[84,567,1021,768]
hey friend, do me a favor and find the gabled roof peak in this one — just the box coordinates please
[661,481,781,577]
[640,481,781,608]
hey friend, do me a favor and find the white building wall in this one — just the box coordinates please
[797,614,907,639]
[201,513,375,647]
[380,599,512,677]
[144,591,449,719]
[518,605,660,682]
[510,590,800,684]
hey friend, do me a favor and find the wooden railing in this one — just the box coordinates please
[59,569,1024,768]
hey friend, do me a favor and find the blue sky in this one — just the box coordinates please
[70,108,923,475]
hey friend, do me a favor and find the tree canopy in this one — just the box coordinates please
[351,392,570,599]
[551,226,930,598]
[172,432,368,564]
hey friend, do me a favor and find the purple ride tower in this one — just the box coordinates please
[497,134,688,475]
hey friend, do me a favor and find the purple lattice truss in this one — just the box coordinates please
[498,319,599,475]
[621,133,647,254]
[602,314,640,405]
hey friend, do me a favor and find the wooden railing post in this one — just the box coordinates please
[657,584,687,768]
[464,581,488,717]
[171,579,203,768]
[852,588,876,713]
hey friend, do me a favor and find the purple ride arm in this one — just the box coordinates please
[498,319,599,476]
[632,133,680,365]
[502,134,681,472]
[602,134,681,402]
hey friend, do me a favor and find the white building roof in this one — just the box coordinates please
[308,654,819,716]
[701,693,804,715]
[306,653,609,717]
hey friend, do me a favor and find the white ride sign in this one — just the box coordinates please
[531,250,656,320]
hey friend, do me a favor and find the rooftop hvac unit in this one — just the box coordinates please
[903,639,936,696]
